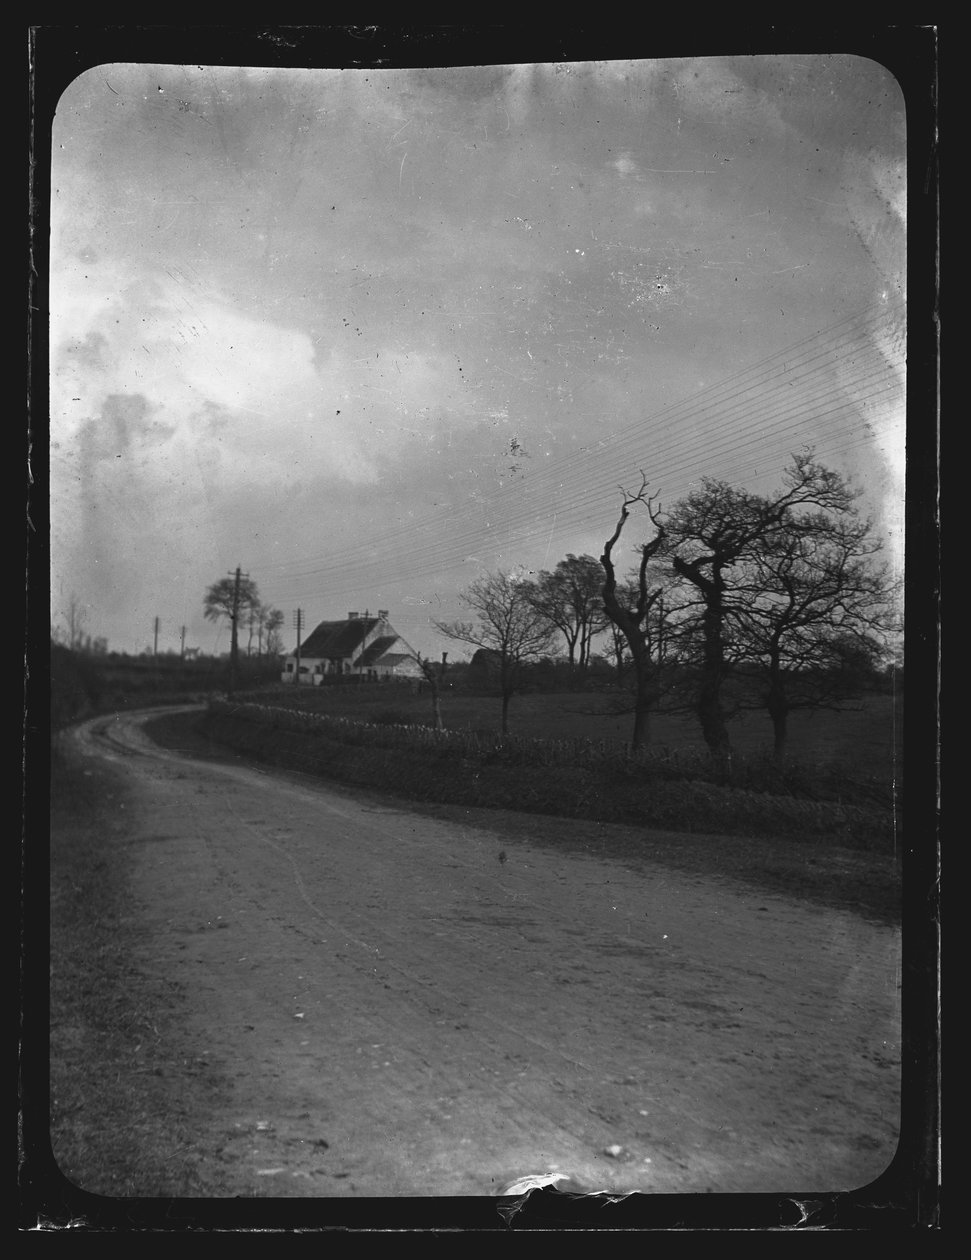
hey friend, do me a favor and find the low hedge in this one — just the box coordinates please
[200,703,894,851]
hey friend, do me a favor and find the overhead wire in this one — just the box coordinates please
[260,409,904,608]
[266,299,904,584]
[261,384,902,603]
[256,301,905,609]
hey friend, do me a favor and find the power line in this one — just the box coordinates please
[262,301,904,590]
[261,371,902,602]
[254,303,904,609]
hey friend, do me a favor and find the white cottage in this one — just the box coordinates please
[281,610,424,685]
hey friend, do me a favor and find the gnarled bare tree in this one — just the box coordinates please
[731,506,898,756]
[661,449,860,757]
[600,476,668,750]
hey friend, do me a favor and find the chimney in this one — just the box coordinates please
[348,611,359,620]
[378,609,389,620]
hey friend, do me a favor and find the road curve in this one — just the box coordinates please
[60,707,902,1199]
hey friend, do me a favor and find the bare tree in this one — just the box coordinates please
[59,592,88,652]
[731,507,898,756]
[246,600,285,658]
[264,608,285,657]
[661,449,859,757]
[600,477,669,750]
[528,554,610,678]
[246,603,260,656]
[204,573,260,693]
[204,575,260,628]
[414,652,448,731]
[435,570,554,734]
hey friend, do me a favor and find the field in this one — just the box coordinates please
[249,680,901,785]
[189,681,900,865]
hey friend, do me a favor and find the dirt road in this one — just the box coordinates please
[59,708,901,1200]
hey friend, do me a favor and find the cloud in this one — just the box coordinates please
[51,256,382,484]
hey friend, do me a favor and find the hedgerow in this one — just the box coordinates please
[202,700,894,850]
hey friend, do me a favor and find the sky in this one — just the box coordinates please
[47,50,909,660]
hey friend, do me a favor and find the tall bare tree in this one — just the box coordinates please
[435,571,554,734]
[600,477,669,750]
[660,449,868,757]
[60,592,88,652]
[264,608,285,657]
[528,554,610,677]
[204,575,260,630]
[731,507,898,756]
[246,600,285,658]
[204,573,260,692]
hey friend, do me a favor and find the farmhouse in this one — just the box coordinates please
[281,610,424,685]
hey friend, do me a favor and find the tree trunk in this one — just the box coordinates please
[695,574,731,757]
[697,691,731,758]
[630,653,656,750]
[766,681,790,759]
[631,700,651,750]
[771,710,788,758]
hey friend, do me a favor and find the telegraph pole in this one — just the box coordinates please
[293,608,303,686]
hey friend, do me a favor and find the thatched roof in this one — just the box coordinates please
[299,617,380,660]
[356,635,401,667]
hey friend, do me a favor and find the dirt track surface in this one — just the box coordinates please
[60,708,902,1199]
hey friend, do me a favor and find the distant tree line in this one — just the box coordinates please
[49,452,898,759]
[438,450,899,755]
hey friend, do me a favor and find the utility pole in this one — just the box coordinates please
[153,616,160,658]
[180,625,186,660]
[228,567,248,697]
[293,608,303,686]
